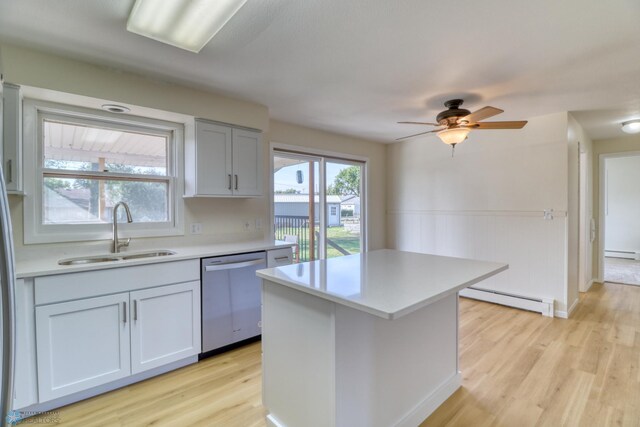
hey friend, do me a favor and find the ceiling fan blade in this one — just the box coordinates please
[397,121,440,126]
[459,106,504,124]
[395,129,442,141]
[470,121,528,129]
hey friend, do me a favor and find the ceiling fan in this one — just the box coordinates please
[396,99,528,154]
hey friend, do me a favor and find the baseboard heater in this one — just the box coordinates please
[605,250,640,260]
[459,287,554,317]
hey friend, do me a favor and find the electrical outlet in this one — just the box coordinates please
[190,223,203,234]
[543,209,554,220]
[255,218,263,230]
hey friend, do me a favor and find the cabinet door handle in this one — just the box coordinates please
[275,256,290,261]
[134,300,138,321]
[228,174,232,190]
[123,301,127,323]
[234,174,238,190]
[6,159,12,184]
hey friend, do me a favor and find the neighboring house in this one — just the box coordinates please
[43,187,100,223]
[340,195,360,217]
[274,194,342,226]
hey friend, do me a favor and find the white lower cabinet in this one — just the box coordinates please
[35,293,131,402]
[35,281,201,403]
[130,281,200,374]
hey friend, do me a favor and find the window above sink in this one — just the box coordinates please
[22,99,185,244]
[42,117,170,225]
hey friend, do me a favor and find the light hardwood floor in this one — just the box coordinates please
[31,282,640,426]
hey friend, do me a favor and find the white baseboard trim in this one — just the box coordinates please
[584,279,595,292]
[459,287,554,317]
[266,414,286,427]
[566,298,579,317]
[554,310,568,319]
[555,299,579,319]
[396,372,461,427]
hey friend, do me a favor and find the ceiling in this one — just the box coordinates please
[1,0,639,142]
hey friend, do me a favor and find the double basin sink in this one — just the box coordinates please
[58,250,176,266]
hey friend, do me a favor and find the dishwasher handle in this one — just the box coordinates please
[204,258,264,272]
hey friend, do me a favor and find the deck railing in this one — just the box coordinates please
[274,215,353,262]
[274,215,314,262]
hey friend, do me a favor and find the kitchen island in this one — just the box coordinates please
[256,249,508,427]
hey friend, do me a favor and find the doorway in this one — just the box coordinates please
[271,148,365,262]
[601,153,640,286]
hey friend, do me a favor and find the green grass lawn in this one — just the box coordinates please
[326,226,361,258]
[295,225,361,261]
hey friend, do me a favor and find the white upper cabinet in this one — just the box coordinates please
[185,119,263,197]
[192,121,232,196]
[2,82,23,193]
[232,128,263,196]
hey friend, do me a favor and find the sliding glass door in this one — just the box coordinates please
[272,150,364,262]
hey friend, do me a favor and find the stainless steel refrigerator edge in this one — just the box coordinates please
[0,70,18,427]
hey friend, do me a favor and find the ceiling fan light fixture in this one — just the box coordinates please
[437,127,471,145]
[621,119,640,134]
[127,0,248,53]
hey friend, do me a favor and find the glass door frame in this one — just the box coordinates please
[270,143,368,261]
[272,151,326,260]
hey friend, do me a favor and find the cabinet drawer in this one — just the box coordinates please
[35,259,200,305]
[267,247,293,267]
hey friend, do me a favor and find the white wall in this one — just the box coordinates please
[1,44,387,260]
[604,155,640,253]
[387,112,572,315]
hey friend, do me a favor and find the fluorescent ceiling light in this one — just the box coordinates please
[127,0,248,53]
[621,119,640,134]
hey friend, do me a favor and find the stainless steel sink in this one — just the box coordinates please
[121,250,176,260]
[58,256,121,265]
[58,250,176,265]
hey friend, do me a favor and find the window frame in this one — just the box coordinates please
[23,99,185,244]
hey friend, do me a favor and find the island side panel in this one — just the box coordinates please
[262,280,336,427]
[334,293,460,427]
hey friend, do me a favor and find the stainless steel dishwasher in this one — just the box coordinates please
[201,251,267,357]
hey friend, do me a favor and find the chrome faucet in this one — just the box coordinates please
[112,201,133,253]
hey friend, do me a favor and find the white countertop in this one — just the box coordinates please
[16,239,294,278]
[257,249,508,320]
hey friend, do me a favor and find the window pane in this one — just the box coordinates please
[326,162,362,258]
[273,154,320,262]
[43,120,168,175]
[43,177,168,224]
